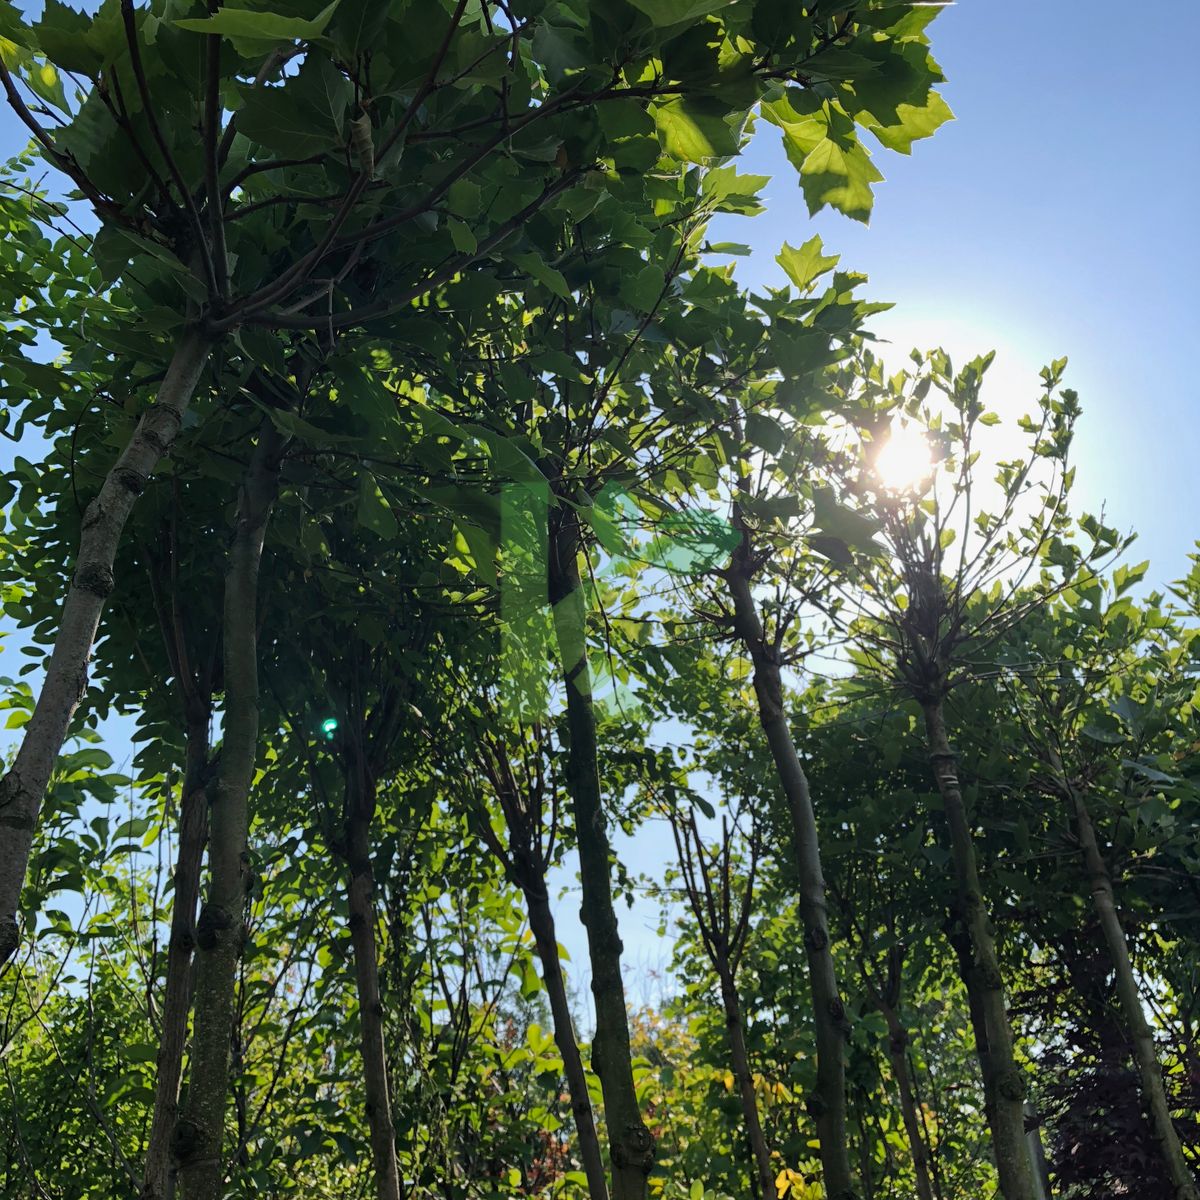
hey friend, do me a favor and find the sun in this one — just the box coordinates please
[873,422,934,493]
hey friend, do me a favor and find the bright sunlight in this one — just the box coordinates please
[873,422,935,492]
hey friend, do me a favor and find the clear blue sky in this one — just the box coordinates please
[3,1,1199,999]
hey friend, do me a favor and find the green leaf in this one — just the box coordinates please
[619,263,666,312]
[776,235,839,291]
[811,487,883,552]
[508,251,570,303]
[356,470,398,539]
[579,500,631,559]
[174,1,341,45]
[650,96,742,164]
[464,424,544,484]
[799,137,883,223]
[744,411,784,455]
[625,0,735,26]
[448,217,477,254]
[120,1043,160,1064]
[699,164,769,212]
[455,521,496,587]
[34,0,103,75]
[257,405,356,447]
[865,90,954,154]
[327,0,389,60]
[232,52,351,159]
[97,228,206,300]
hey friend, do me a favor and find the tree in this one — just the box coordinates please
[1,0,950,968]
[832,350,1123,1200]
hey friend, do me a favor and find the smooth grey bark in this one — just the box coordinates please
[525,881,610,1200]
[173,422,287,1200]
[922,701,1034,1200]
[725,562,855,1200]
[0,328,212,966]
[143,705,211,1200]
[342,772,402,1200]
[548,511,654,1200]
[1055,761,1199,1200]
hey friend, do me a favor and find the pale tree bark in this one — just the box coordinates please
[173,421,287,1200]
[548,511,654,1200]
[922,700,1034,1200]
[1055,760,1199,1200]
[142,705,211,1200]
[342,771,402,1200]
[0,328,212,966]
[725,562,856,1200]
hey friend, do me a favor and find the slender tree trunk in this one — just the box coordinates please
[143,705,211,1200]
[909,1047,947,1200]
[855,1094,875,1200]
[0,328,212,965]
[1063,770,1199,1200]
[342,773,402,1200]
[173,422,286,1200]
[717,966,775,1200]
[875,1001,935,1200]
[525,880,610,1200]
[548,512,653,1200]
[725,566,855,1200]
[921,701,1033,1200]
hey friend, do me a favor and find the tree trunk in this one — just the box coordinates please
[875,1001,935,1200]
[548,512,653,1200]
[143,705,211,1200]
[717,966,775,1200]
[1065,772,1199,1200]
[908,1045,947,1200]
[525,880,610,1200]
[343,774,402,1200]
[921,701,1033,1200]
[0,328,212,966]
[725,567,855,1200]
[173,421,286,1200]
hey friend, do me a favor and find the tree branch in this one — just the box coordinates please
[0,57,126,224]
[120,0,218,298]
[203,29,230,299]
[229,169,583,333]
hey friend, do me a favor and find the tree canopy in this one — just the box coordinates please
[0,5,1196,1200]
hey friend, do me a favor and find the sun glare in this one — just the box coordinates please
[873,423,935,493]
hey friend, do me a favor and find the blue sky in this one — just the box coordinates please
[726,0,1200,585]
[3,1,1199,999]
